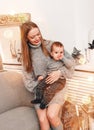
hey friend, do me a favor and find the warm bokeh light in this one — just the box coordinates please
[82,96,91,104]
[87,76,94,81]
[78,56,86,65]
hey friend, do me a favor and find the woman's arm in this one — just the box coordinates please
[62,50,75,69]
[22,69,39,92]
[59,65,74,78]
[59,50,75,78]
[46,65,74,84]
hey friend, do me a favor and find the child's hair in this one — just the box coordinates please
[51,41,64,52]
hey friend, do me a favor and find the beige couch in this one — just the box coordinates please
[0,71,40,130]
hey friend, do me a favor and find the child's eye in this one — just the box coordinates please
[60,51,64,54]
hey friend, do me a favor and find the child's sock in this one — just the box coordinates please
[31,99,41,104]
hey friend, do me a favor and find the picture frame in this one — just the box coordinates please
[0,13,31,71]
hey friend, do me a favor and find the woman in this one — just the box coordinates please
[20,21,75,130]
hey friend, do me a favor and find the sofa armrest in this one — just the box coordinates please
[0,71,33,114]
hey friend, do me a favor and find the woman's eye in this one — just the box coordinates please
[37,34,41,37]
[30,36,34,39]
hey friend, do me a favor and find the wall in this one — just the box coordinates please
[74,0,94,54]
[0,0,94,54]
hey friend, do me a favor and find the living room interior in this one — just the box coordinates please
[0,0,94,130]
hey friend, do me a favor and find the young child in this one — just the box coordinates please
[31,41,66,109]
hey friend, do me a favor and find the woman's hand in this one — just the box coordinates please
[45,70,61,84]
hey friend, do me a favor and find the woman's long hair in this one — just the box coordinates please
[20,21,49,73]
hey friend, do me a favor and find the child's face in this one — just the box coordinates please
[51,46,64,60]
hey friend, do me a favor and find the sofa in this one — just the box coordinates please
[0,70,40,130]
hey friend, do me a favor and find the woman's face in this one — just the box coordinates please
[27,27,42,45]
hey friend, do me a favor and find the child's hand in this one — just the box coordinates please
[38,76,44,81]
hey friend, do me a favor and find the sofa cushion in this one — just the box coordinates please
[0,71,33,114]
[0,106,40,130]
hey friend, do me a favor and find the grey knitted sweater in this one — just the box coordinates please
[22,40,75,92]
